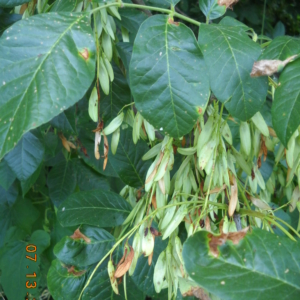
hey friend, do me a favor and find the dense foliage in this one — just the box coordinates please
[0,0,300,300]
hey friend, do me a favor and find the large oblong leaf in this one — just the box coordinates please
[0,0,27,7]
[4,131,44,181]
[57,189,132,227]
[198,24,268,120]
[54,226,114,267]
[272,59,300,146]
[183,229,300,300]
[260,36,300,60]
[130,15,210,138]
[0,13,95,159]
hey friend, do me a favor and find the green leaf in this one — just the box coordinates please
[183,229,300,300]
[50,104,77,134]
[51,0,77,12]
[272,59,300,146]
[109,127,152,188]
[116,42,132,84]
[0,13,96,159]
[0,197,40,246]
[198,24,268,121]
[0,229,50,300]
[54,226,115,267]
[20,162,43,196]
[0,159,16,190]
[143,0,170,8]
[117,8,148,40]
[0,181,18,205]
[75,159,110,192]
[4,131,44,181]
[47,159,77,207]
[260,36,300,60]
[131,232,168,297]
[57,189,132,227]
[82,263,146,300]
[165,0,180,6]
[130,15,210,138]
[199,0,226,21]
[219,16,250,31]
[47,259,87,300]
[0,0,28,7]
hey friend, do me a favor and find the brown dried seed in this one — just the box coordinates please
[250,55,298,77]
[114,246,134,278]
[218,0,239,9]
[148,251,154,265]
[103,133,109,170]
[228,175,238,217]
[70,228,91,243]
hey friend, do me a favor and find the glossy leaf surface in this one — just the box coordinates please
[198,24,268,120]
[57,189,132,227]
[199,0,226,21]
[4,131,45,181]
[272,59,300,146]
[183,229,300,300]
[130,15,210,138]
[0,13,95,159]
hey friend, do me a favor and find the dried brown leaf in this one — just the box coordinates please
[59,133,70,152]
[70,228,91,243]
[208,227,249,257]
[250,55,298,77]
[114,246,134,278]
[205,216,211,232]
[209,184,226,194]
[268,127,277,138]
[67,141,76,149]
[218,0,239,9]
[228,175,237,217]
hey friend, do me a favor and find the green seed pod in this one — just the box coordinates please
[198,135,217,170]
[233,150,252,176]
[221,120,233,145]
[100,7,108,24]
[103,55,114,81]
[249,175,257,194]
[101,31,113,61]
[154,251,167,293]
[108,260,119,295]
[177,146,197,156]
[144,119,156,141]
[133,112,143,144]
[107,6,121,20]
[251,112,269,137]
[240,121,251,156]
[142,228,154,257]
[275,144,285,163]
[174,236,184,265]
[154,151,170,182]
[162,205,188,240]
[98,56,110,95]
[111,128,120,155]
[103,112,124,135]
[197,115,215,154]
[159,198,177,231]
[129,232,141,276]
[88,87,98,123]
[142,143,162,161]
[254,168,265,190]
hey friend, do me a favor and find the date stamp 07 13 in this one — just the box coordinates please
[25,244,37,300]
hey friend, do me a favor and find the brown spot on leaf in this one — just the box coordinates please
[70,228,91,243]
[150,227,161,237]
[65,265,86,276]
[168,18,179,26]
[208,227,249,257]
[79,48,89,61]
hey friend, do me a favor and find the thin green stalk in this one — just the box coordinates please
[261,0,267,38]
[89,2,201,27]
